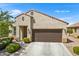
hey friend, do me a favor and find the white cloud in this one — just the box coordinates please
[54,10,71,13]
[59,16,79,25]
[10,9,22,17]
[60,17,72,20]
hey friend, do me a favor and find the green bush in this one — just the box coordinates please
[0,39,2,42]
[0,37,12,50]
[73,46,79,55]
[5,43,21,53]
[22,37,30,43]
[0,42,5,50]
[67,28,73,35]
[10,43,20,50]
[2,38,12,45]
[3,37,12,42]
[2,40,8,46]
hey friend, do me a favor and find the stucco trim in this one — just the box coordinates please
[68,22,79,28]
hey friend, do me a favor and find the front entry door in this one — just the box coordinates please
[22,26,27,38]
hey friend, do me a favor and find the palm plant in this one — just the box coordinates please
[0,10,14,37]
[0,10,13,20]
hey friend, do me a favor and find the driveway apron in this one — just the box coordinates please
[21,42,72,56]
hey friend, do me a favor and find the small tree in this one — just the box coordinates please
[67,28,73,36]
[0,21,9,37]
[0,10,13,38]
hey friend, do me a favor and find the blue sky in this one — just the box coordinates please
[0,3,79,24]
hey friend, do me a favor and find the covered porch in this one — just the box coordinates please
[15,25,32,41]
[19,26,27,40]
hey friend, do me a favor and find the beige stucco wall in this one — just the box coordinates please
[9,26,13,37]
[13,14,32,41]
[27,11,68,42]
[76,28,79,34]
[27,11,67,29]
[11,10,68,42]
[62,29,67,42]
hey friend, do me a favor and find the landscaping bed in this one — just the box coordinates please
[0,42,29,56]
[0,37,31,56]
[0,45,26,56]
[0,37,21,55]
[64,42,79,56]
[70,33,79,40]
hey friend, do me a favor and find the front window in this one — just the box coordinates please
[31,12,34,15]
[22,17,24,21]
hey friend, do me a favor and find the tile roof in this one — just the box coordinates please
[26,10,69,24]
[68,22,79,28]
[15,10,69,24]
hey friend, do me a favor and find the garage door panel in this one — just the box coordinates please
[32,29,62,42]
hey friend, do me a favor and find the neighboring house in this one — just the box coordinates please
[68,22,79,35]
[9,10,68,42]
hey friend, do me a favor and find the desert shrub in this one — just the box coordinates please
[67,28,73,35]
[3,37,12,42]
[22,37,31,43]
[2,38,12,45]
[5,43,21,53]
[0,37,12,50]
[3,38,12,42]
[0,42,5,50]
[2,40,9,46]
[0,39,2,42]
[73,46,79,55]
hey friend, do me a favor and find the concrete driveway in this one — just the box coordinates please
[20,42,72,56]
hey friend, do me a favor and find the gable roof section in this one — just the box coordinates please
[15,10,68,24]
[68,22,79,28]
[26,10,69,24]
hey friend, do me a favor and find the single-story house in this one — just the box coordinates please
[67,22,79,35]
[9,10,68,42]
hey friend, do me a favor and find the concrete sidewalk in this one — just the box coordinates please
[20,42,72,56]
[68,36,79,43]
[64,36,79,56]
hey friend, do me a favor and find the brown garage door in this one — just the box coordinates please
[32,29,62,42]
